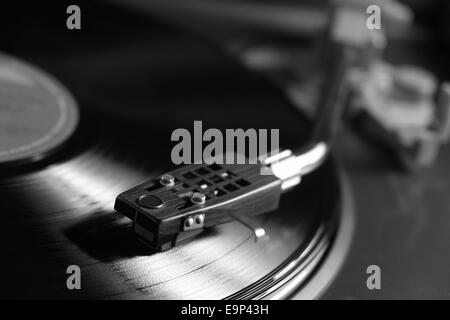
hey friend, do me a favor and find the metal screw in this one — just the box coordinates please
[160,174,175,187]
[191,192,206,204]
[185,217,194,227]
[195,215,204,224]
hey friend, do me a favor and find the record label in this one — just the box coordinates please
[0,53,79,166]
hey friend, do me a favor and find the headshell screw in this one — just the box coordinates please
[191,192,206,204]
[160,174,175,187]
[195,215,204,224]
[185,217,194,227]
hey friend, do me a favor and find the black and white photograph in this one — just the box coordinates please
[1,0,450,303]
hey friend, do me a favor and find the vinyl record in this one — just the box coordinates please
[0,7,351,299]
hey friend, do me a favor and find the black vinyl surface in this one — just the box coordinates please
[0,2,341,299]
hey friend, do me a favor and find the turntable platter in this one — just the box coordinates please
[0,4,350,299]
[0,148,344,299]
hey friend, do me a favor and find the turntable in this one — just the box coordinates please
[1,1,450,300]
